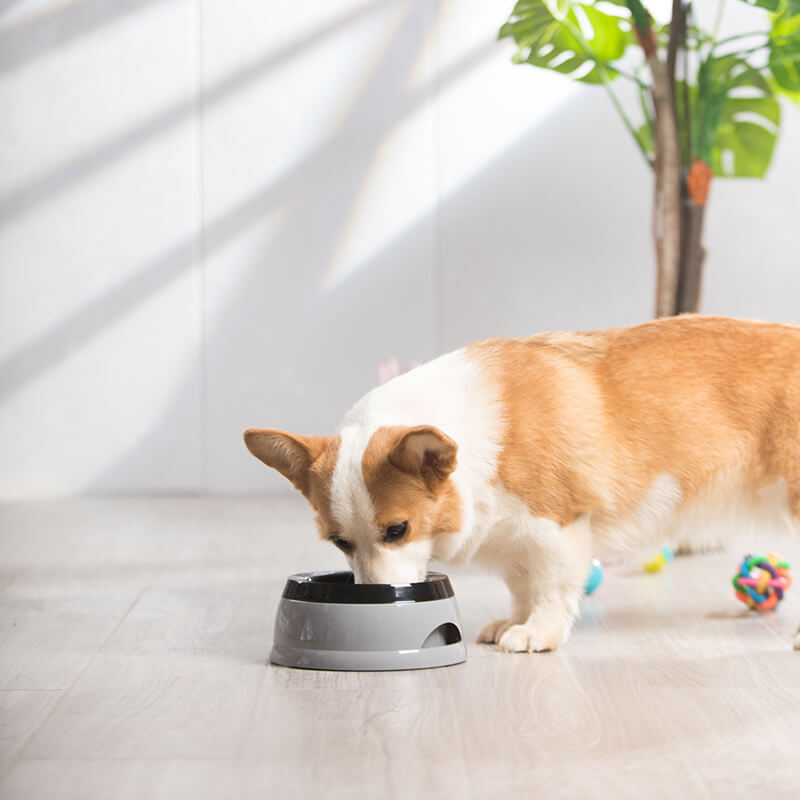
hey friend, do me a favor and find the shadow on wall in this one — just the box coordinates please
[87,85,652,494]
[0,0,653,494]
[0,0,169,74]
[0,1,498,405]
[0,0,407,227]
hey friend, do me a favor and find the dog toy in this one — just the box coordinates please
[732,553,792,611]
[584,558,604,595]
[644,544,674,573]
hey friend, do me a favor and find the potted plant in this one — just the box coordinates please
[499,0,800,316]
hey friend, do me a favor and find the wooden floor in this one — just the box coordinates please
[1,495,799,799]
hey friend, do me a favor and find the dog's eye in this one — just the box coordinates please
[329,536,354,553]
[383,521,409,544]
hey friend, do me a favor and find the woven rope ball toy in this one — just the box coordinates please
[732,553,792,611]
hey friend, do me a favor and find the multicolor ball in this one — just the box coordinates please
[732,553,792,611]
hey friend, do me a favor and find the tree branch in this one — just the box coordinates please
[667,0,683,92]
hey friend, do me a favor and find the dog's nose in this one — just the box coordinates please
[352,567,372,584]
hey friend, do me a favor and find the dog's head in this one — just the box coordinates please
[244,425,461,583]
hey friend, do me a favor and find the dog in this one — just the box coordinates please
[244,315,800,652]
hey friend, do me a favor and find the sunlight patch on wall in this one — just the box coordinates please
[202,1,408,224]
[321,100,436,291]
[322,52,579,291]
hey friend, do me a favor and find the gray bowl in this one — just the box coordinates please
[270,571,466,671]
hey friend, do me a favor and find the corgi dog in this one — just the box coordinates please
[244,315,800,652]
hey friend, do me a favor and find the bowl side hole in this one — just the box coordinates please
[421,622,462,649]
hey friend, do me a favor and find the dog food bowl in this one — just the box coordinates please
[270,571,466,671]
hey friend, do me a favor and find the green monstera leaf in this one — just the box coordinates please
[713,99,780,177]
[735,0,781,11]
[498,0,634,84]
[700,57,781,177]
[769,8,800,93]
[735,0,800,13]
[500,0,793,178]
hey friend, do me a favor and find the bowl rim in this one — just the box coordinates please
[280,570,455,604]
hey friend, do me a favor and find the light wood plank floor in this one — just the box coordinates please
[1,495,799,799]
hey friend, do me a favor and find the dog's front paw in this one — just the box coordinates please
[477,618,515,644]
[497,622,565,653]
[794,628,800,651]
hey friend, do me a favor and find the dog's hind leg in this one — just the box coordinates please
[790,485,800,652]
[791,493,800,652]
[761,385,800,650]
[776,436,800,650]
[780,465,800,650]
[497,513,592,653]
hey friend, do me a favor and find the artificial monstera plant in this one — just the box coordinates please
[499,0,800,317]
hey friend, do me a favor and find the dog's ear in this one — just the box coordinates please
[243,429,332,497]
[387,426,458,488]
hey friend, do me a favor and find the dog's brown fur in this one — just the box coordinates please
[469,316,800,541]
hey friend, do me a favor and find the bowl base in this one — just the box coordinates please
[270,640,466,671]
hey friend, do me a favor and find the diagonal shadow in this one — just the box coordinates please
[0,0,28,17]
[79,0,445,490]
[0,0,403,227]
[89,87,651,492]
[0,0,163,75]
[0,31,495,401]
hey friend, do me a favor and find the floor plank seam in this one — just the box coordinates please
[7,756,237,763]
[1,576,156,781]
[232,573,273,764]
[0,573,22,598]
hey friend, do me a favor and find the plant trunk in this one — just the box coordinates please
[676,158,713,313]
[638,1,709,318]
[638,28,682,318]
[676,191,705,313]
[655,173,709,316]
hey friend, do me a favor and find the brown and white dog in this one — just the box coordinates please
[245,315,800,652]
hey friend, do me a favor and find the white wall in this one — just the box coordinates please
[1,0,798,498]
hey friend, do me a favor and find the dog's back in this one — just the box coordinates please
[468,315,800,550]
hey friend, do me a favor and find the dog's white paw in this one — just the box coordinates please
[497,622,564,653]
[477,618,515,644]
